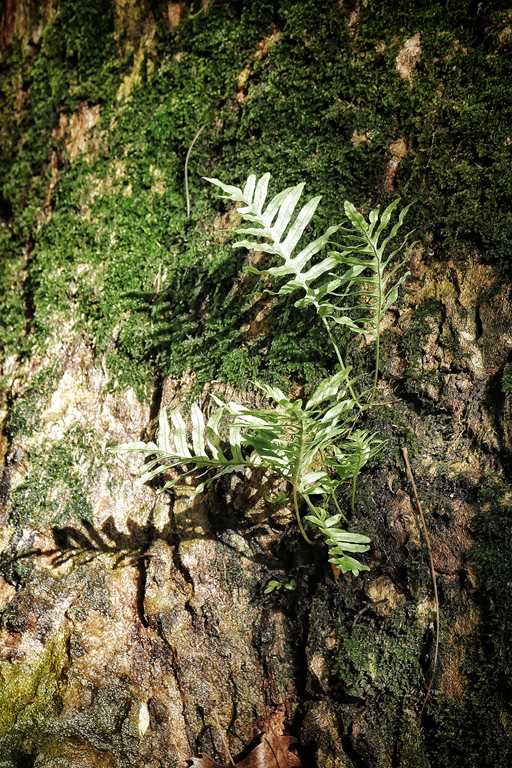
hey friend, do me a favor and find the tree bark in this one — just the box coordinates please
[0,2,511,767]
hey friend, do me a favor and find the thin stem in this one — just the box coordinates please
[321,316,344,368]
[291,418,313,545]
[321,316,361,407]
[332,492,347,522]
[351,474,357,513]
[373,327,381,395]
[360,236,383,402]
[293,486,313,544]
[402,446,440,713]
[184,124,206,219]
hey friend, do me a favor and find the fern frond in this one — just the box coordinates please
[205,173,365,399]
[328,429,382,481]
[332,199,413,392]
[120,371,372,573]
[204,173,341,317]
[119,402,253,492]
[206,174,411,403]
[217,373,358,490]
[303,501,370,575]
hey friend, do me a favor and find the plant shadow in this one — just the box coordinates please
[13,471,307,575]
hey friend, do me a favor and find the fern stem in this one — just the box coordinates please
[332,492,347,522]
[292,485,313,545]
[373,302,381,396]
[291,418,313,545]
[321,317,360,406]
[351,474,357,513]
[363,238,383,402]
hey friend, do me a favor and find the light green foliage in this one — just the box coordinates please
[206,173,412,396]
[264,577,296,595]
[122,174,410,576]
[122,373,374,573]
[335,199,412,390]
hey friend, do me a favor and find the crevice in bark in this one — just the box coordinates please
[148,369,165,432]
[170,646,194,753]
[135,554,150,629]
[341,733,368,768]
[21,241,36,339]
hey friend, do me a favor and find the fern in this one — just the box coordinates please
[203,174,356,384]
[332,199,413,393]
[204,173,411,398]
[121,370,376,574]
[119,403,253,491]
[120,172,411,578]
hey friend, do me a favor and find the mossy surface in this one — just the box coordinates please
[6,361,62,439]
[1,0,511,394]
[8,428,96,527]
[1,1,512,764]
[0,629,67,758]
[423,479,512,768]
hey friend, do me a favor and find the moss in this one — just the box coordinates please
[0,629,67,758]
[1,0,508,391]
[6,361,62,439]
[423,478,512,767]
[0,0,120,360]
[0,226,26,355]
[8,427,98,527]
[400,299,442,391]
[334,602,424,696]
[308,583,430,765]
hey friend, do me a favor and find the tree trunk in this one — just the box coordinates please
[0,2,511,766]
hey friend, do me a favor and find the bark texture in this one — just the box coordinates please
[1,1,512,766]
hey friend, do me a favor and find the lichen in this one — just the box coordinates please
[0,630,68,759]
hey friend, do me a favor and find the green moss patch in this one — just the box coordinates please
[0,630,67,757]
[1,0,511,394]
[9,427,99,527]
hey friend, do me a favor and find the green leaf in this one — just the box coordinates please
[329,541,369,553]
[203,177,245,202]
[332,554,370,575]
[344,201,367,232]
[254,172,271,213]
[306,370,349,410]
[170,411,191,458]
[328,530,371,543]
[264,580,281,594]
[293,226,339,270]
[282,195,321,254]
[324,514,342,528]
[300,255,339,284]
[243,174,257,203]
[272,183,305,240]
[158,408,173,453]
[190,402,206,456]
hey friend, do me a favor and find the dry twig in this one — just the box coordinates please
[401,445,440,712]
